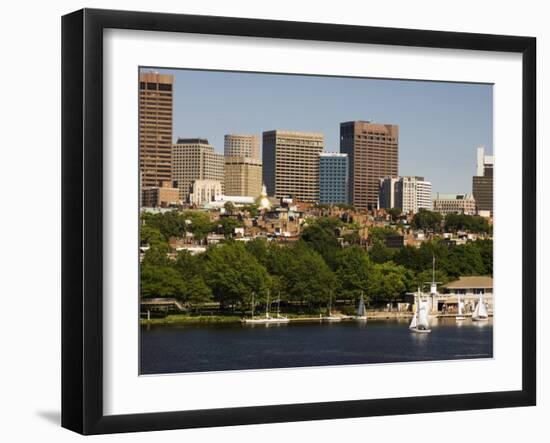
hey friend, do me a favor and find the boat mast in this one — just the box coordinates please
[432,254,435,284]
[266,289,270,318]
[251,292,255,318]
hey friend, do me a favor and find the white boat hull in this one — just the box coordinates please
[410,328,431,333]
[471,316,488,322]
[242,317,290,324]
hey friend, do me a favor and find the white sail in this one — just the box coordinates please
[472,293,488,320]
[357,295,366,317]
[417,301,430,329]
[409,312,417,329]
[478,294,488,318]
[473,299,479,315]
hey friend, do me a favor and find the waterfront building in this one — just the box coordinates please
[141,180,180,208]
[189,179,223,206]
[378,176,431,214]
[432,193,476,215]
[139,72,174,188]
[224,134,260,160]
[224,156,263,197]
[472,146,494,216]
[262,130,324,202]
[438,276,494,314]
[319,152,349,205]
[340,121,399,210]
[172,138,224,201]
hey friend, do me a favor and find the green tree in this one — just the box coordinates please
[203,242,270,309]
[217,217,243,238]
[441,243,485,278]
[368,262,410,303]
[413,269,450,291]
[140,264,185,298]
[141,211,187,239]
[411,209,443,233]
[183,276,213,308]
[301,217,342,268]
[245,237,270,267]
[173,250,203,279]
[224,201,236,213]
[140,224,166,247]
[387,207,402,222]
[335,246,373,303]
[182,211,214,242]
[473,239,493,275]
[141,244,171,267]
[342,231,360,246]
[444,213,490,233]
[368,226,399,243]
[280,242,336,307]
[369,241,395,264]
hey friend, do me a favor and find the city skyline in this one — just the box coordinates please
[144,67,493,196]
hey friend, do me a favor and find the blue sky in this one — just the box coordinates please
[145,68,493,195]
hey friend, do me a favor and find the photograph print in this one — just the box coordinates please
[138,67,494,375]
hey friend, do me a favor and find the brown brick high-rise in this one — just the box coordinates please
[262,130,324,202]
[340,121,398,210]
[139,72,174,188]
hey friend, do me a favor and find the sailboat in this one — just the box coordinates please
[410,288,431,333]
[275,294,289,321]
[423,254,440,319]
[471,292,489,321]
[355,292,368,321]
[242,290,290,324]
[455,294,466,321]
[324,292,342,321]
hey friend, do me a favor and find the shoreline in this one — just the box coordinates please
[140,312,493,325]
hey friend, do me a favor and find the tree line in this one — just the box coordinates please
[140,212,493,313]
[411,209,491,234]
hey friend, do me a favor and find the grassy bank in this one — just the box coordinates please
[141,314,242,325]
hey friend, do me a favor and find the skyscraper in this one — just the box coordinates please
[172,138,224,201]
[224,134,260,160]
[139,72,173,188]
[319,153,349,205]
[395,176,432,213]
[224,156,263,197]
[379,176,431,214]
[340,121,399,210]
[262,130,324,202]
[378,176,398,210]
[472,146,494,216]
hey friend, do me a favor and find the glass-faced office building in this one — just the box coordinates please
[319,152,349,205]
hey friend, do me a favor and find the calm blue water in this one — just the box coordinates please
[140,318,493,374]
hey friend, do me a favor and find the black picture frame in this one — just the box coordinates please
[61,8,537,435]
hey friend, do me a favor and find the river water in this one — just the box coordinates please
[140,318,493,374]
